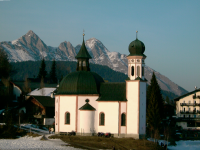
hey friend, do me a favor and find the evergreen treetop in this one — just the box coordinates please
[37,58,47,79]
[49,59,57,83]
[146,72,164,131]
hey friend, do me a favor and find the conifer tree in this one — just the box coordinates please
[37,58,47,80]
[0,48,11,79]
[49,59,57,83]
[146,72,164,131]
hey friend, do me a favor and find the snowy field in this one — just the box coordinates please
[168,140,200,150]
[0,135,81,150]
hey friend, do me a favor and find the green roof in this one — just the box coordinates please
[57,71,104,95]
[32,96,55,107]
[97,82,127,101]
[174,89,200,101]
[75,39,92,59]
[79,102,96,110]
[128,38,146,57]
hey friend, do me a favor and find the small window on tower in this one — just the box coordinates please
[83,61,86,66]
[131,66,134,76]
[79,61,82,67]
[137,66,140,77]
[121,113,126,126]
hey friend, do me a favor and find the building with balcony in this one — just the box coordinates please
[174,89,200,129]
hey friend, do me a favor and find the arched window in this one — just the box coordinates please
[99,112,105,126]
[65,112,70,124]
[121,113,126,126]
[79,61,82,67]
[131,66,134,76]
[137,66,140,77]
[142,66,144,76]
[83,61,86,66]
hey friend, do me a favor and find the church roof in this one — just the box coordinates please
[75,39,92,59]
[79,101,96,110]
[97,82,127,101]
[57,71,104,95]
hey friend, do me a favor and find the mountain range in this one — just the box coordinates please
[0,30,188,96]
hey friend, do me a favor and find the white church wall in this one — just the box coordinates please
[121,102,126,113]
[127,81,139,134]
[59,96,76,132]
[139,82,146,134]
[98,102,118,134]
[80,110,95,134]
[55,96,59,132]
[120,102,127,134]
[121,126,126,134]
[77,96,98,133]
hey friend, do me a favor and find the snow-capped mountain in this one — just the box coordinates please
[0,30,188,96]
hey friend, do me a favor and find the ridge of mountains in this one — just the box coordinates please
[0,30,188,96]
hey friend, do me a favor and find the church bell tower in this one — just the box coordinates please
[126,31,147,139]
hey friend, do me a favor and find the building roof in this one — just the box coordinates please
[57,71,104,95]
[79,100,96,110]
[28,88,56,97]
[97,82,127,101]
[173,89,200,101]
[128,38,146,57]
[75,39,92,59]
[32,96,55,107]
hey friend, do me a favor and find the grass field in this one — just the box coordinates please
[49,135,165,150]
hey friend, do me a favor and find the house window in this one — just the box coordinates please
[131,66,134,76]
[65,112,70,124]
[99,112,105,126]
[137,66,140,77]
[121,113,126,126]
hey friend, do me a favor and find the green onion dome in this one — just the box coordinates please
[57,71,104,95]
[128,38,145,56]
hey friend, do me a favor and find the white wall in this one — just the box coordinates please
[80,111,95,134]
[120,102,127,134]
[98,102,119,134]
[13,84,22,100]
[77,96,98,133]
[55,96,59,132]
[59,96,76,132]
[126,81,139,134]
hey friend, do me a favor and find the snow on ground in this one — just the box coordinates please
[168,140,200,150]
[0,135,82,150]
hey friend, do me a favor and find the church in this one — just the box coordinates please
[55,32,147,139]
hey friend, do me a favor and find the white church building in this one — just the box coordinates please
[55,33,147,139]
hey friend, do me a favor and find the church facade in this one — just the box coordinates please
[55,33,147,139]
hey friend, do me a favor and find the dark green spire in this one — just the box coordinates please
[75,35,92,59]
[76,33,92,71]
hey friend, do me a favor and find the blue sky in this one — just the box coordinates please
[0,0,200,92]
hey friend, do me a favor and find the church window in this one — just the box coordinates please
[83,61,86,66]
[65,112,70,124]
[142,66,144,76]
[79,61,82,67]
[99,112,105,126]
[121,113,126,126]
[137,66,140,77]
[131,66,134,76]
